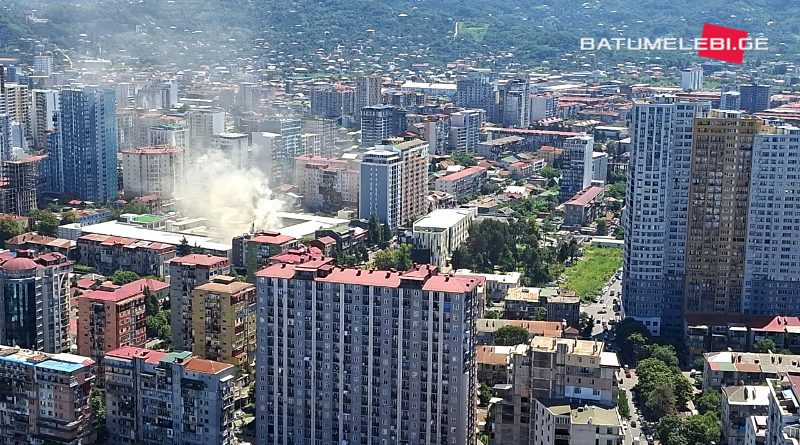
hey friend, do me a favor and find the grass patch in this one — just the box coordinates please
[562,246,622,303]
[455,21,488,42]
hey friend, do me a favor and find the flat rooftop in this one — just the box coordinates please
[413,208,475,230]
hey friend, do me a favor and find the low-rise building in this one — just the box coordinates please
[686,315,800,357]
[546,292,582,327]
[487,337,620,444]
[476,319,566,344]
[745,415,768,445]
[411,207,477,268]
[530,400,623,445]
[503,287,581,326]
[477,345,523,386]
[703,351,800,390]
[477,136,526,159]
[0,345,96,445]
[455,269,522,301]
[563,186,605,228]
[77,233,176,276]
[435,166,488,201]
[509,158,545,179]
[721,385,771,445]
[104,346,236,445]
[6,232,76,256]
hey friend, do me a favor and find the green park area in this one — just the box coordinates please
[562,246,622,303]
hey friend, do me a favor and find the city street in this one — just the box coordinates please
[582,268,623,337]
[620,370,643,445]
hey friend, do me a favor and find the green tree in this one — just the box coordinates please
[532,307,548,321]
[694,390,721,416]
[657,412,721,445]
[177,237,191,256]
[595,218,608,236]
[61,211,80,224]
[146,310,171,343]
[628,332,650,362]
[618,391,631,419]
[451,152,477,167]
[144,289,160,317]
[539,165,561,179]
[754,338,777,353]
[32,210,60,237]
[645,343,679,367]
[373,249,396,270]
[493,325,529,346]
[645,382,676,418]
[372,244,413,271]
[478,383,493,406]
[0,217,23,247]
[395,244,412,270]
[484,310,502,319]
[368,213,381,245]
[480,182,500,195]
[110,269,141,285]
[579,312,594,338]
[91,388,108,440]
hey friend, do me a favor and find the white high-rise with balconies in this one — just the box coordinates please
[622,95,710,336]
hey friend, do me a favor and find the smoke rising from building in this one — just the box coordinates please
[175,149,283,241]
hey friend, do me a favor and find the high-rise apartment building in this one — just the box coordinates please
[294,155,360,212]
[359,146,402,228]
[121,146,185,199]
[496,78,530,128]
[416,114,452,155]
[212,132,250,169]
[355,75,382,121]
[559,134,594,202]
[302,116,337,157]
[0,156,41,215]
[255,263,482,445]
[191,276,256,377]
[33,54,54,75]
[310,85,355,119]
[30,89,58,152]
[720,90,742,111]
[301,132,321,157]
[76,279,149,364]
[360,105,406,147]
[186,108,225,155]
[455,71,495,114]
[264,116,303,183]
[148,122,187,148]
[0,345,96,444]
[449,109,483,153]
[0,114,9,162]
[684,110,760,316]
[252,131,284,185]
[50,86,118,202]
[622,95,710,335]
[358,139,429,229]
[0,251,72,353]
[739,84,771,113]
[104,346,236,445]
[169,254,231,352]
[744,125,800,315]
[2,83,30,138]
[396,138,430,225]
[681,66,704,91]
[529,94,559,121]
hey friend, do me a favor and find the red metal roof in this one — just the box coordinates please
[170,254,229,267]
[565,186,605,206]
[105,346,167,364]
[250,232,296,245]
[437,166,486,183]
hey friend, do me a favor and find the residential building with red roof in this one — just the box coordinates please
[76,233,176,276]
[0,345,96,444]
[0,250,73,353]
[563,186,605,228]
[168,254,231,352]
[76,280,148,364]
[434,165,487,200]
[6,231,76,256]
[231,231,299,278]
[254,262,485,445]
[104,347,236,445]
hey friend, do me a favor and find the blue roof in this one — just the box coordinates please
[35,359,85,373]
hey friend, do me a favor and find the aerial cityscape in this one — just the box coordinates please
[0,0,800,444]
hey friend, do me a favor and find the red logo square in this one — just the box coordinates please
[697,23,748,64]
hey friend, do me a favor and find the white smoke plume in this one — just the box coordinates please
[175,149,283,241]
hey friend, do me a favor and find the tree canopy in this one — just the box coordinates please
[110,269,142,285]
[493,325,529,346]
[372,244,413,271]
[656,412,721,445]
[0,217,23,247]
[635,358,692,419]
